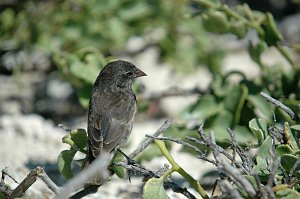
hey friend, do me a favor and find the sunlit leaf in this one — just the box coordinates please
[57,149,77,179]
[143,177,170,199]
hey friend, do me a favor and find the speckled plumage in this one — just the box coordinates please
[87,60,146,162]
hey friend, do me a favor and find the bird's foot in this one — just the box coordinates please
[117,149,137,166]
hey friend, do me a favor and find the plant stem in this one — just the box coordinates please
[154,140,209,199]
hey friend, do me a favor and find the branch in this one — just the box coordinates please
[219,179,242,199]
[129,118,172,159]
[260,92,300,123]
[114,162,196,199]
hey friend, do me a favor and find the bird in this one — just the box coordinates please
[87,60,146,164]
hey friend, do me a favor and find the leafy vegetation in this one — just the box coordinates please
[1,0,300,198]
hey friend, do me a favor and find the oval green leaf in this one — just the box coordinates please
[143,177,170,199]
[57,149,77,179]
[249,118,267,141]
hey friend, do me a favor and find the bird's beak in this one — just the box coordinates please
[134,68,147,78]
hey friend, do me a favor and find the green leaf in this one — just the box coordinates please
[62,135,74,147]
[281,154,300,172]
[262,13,283,46]
[0,8,15,31]
[119,1,151,21]
[207,110,233,142]
[57,149,77,179]
[249,118,268,141]
[224,84,248,125]
[111,152,126,179]
[253,136,272,182]
[247,94,273,120]
[229,21,247,39]
[70,128,88,151]
[202,11,229,34]
[276,145,295,157]
[248,41,267,64]
[143,177,170,199]
[136,144,164,162]
[69,56,100,84]
[181,95,222,121]
[276,188,300,199]
[291,125,300,131]
[244,175,259,190]
[232,125,256,145]
[78,84,93,108]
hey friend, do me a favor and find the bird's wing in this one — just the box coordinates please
[88,91,136,159]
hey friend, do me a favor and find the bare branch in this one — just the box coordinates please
[219,179,242,199]
[115,162,196,199]
[145,135,205,155]
[129,118,172,159]
[37,167,60,194]
[9,167,43,199]
[260,92,299,123]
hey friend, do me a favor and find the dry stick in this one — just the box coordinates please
[9,167,44,199]
[129,118,172,159]
[200,130,256,197]
[1,167,60,198]
[265,158,280,199]
[210,135,256,197]
[37,167,60,194]
[227,128,253,173]
[219,179,242,199]
[145,135,204,155]
[260,92,300,123]
[187,136,249,175]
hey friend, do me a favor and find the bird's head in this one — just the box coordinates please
[97,60,147,89]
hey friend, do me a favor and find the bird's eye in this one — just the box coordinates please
[125,71,133,76]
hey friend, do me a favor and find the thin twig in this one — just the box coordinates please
[219,179,242,199]
[227,128,237,166]
[187,136,249,175]
[9,167,44,199]
[260,92,299,123]
[199,130,256,197]
[115,162,196,199]
[145,135,205,155]
[1,168,19,184]
[129,118,172,159]
[37,167,60,194]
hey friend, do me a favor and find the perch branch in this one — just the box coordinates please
[129,118,172,159]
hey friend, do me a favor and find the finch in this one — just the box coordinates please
[87,60,146,163]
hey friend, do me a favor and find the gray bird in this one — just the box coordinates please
[87,60,146,163]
